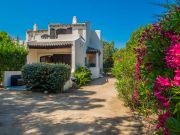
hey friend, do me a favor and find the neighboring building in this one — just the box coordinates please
[26,16,103,78]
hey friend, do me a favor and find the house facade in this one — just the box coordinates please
[26,16,103,78]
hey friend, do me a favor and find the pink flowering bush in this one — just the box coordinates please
[113,3,179,134]
[112,27,147,108]
[133,4,180,135]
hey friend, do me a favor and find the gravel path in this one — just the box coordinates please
[0,77,146,135]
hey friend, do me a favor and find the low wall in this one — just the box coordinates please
[89,67,100,79]
[64,79,73,91]
[4,71,22,87]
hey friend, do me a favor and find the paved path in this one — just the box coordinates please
[0,77,145,135]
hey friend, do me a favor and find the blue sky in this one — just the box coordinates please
[0,0,167,48]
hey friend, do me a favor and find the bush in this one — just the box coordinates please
[135,4,180,133]
[106,2,179,134]
[21,63,71,93]
[0,32,27,83]
[73,67,92,87]
[112,27,148,110]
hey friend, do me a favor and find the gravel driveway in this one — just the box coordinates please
[0,77,146,135]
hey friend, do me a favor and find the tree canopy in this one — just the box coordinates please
[0,32,27,83]
[103,41,116,73]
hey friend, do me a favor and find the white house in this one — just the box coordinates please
[26,16,103,78]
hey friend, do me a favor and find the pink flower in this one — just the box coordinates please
[118,58,123,62]
[174,70,180,86]
[133,90,139,101]
[165,43,180,69]
[156,111,171,129]
[156,76,171,87]
[163,101,170,109]
[154,76,172,108]
[164,128,170,135]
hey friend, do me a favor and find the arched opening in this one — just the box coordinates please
[40,55,53,63]
[41,34,49,39]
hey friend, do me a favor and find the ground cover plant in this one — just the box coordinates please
[73,66,92,87]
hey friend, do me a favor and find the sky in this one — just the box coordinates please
[0,0,168,48]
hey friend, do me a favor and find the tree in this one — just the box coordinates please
[0,32,27,84]
[0,32,12,44]
[103,41,116,73]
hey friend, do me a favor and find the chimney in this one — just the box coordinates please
[72,16,77,24]
[33,24,38,31]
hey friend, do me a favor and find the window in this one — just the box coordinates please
[56,27,72,35]
[40,55,53,63]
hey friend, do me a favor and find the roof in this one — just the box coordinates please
[27,41,73,49]
[49,23,87,27]
[86,47,100,54]
[27,30,48,33]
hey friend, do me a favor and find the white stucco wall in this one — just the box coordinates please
[63,79,73,91]
[26,18,103,77]
[74,39,85,68]
[27,49,38,64]
[88,30,103,71]
[3,71,22,87]
[89,67,100,79]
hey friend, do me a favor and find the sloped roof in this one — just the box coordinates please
[27,41,72,49]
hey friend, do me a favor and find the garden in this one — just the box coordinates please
[113,2,180,135]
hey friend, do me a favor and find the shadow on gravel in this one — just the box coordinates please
[0,89,105,127]
[87,76,111,86]
[38,116,144,135]
[0,77,145,135]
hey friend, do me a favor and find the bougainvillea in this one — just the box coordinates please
[165,36,180,69]
[113,3,179,134]
[133,47,146,101]
[133,4,180,134]
[153,75,172,134]
[174,70,180,86]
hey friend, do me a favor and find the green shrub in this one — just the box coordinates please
[21,63,71,93]
[0,32,27,83]
[73,67,92,87]
[112,27,145,106]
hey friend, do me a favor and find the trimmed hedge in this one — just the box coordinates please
[21,63,71,93]
[73,67,92,87]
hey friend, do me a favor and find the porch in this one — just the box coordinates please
[27,41,101,78]
[86,47,101,78]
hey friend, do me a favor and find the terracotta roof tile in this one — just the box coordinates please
[27,41,72,49]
